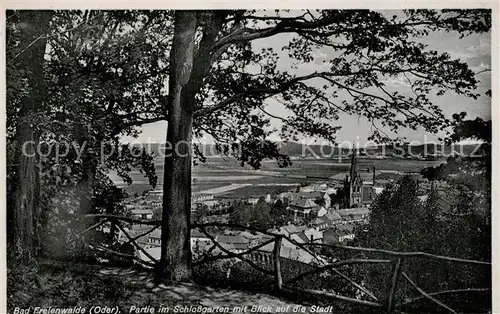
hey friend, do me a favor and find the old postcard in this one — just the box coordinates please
[2,2,497,313]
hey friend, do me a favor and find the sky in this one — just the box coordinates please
[123,10,491,146]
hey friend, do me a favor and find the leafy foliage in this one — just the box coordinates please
[232,139,292,169]
[192,9,490,146]
[421,113,490,185]
[354,174,490,308]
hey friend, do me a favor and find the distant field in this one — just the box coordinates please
[119,183,153,195]
[112,156,442,197]
[119,182,231,195]
[192,182,238,193]
[193,175,264,181]
[247,176,315,184]
[217,185,295,198]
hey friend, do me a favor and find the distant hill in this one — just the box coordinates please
[279,142,482,158]
[364,143,482,157]
[129,141,483,159]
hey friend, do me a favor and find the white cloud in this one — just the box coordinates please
[382,75,411,87]
[470,62,491,74]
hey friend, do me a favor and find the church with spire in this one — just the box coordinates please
[344,149,364,207]
[330,147,376,209]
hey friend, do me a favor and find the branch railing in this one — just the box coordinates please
[78,214,160,268]
[78,215,490,313]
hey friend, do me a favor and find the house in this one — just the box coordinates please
[202,200,220,209]
[265,194,272,203]
[116,227,150,247]
[130,209,153,220]
[138,229,215,250]
[247,197,260,205]
[191,229,215,249]
[336,207,371,224]
[151,200,161,209]
[290,232,310,244]
[316,192,331,209]
[311,212,343,229]
[323,211,343,226]
[277,191,293,202]
[280,191,331,209]
[139,232,215,263]
[216,234,252,253]
[418,195,429,202]
[304,228,323,243]
[191,194,216,209]
[336,224,355,236]
[289,198,320,220]
[299,182,328,193]
[323,225,355,244]
[140,229,162,247]
[148,189,163,196]
[277,224,308,237]
[192,193,215,202]
[309,217,329,231]
[316,207,328,217]
[252,237,327,266]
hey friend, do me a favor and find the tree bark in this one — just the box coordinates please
[157,11,198,282]
[76,155,97,217]
[8,10,53,263]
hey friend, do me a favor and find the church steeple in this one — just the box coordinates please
[349,144,357,183]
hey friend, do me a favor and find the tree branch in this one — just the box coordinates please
[257,106,286,121]
[402,272,458,314]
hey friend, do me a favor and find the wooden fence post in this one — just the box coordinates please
[273,235,283,291]
[385,257,403,314]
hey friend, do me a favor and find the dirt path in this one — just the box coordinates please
[96,267,307,313]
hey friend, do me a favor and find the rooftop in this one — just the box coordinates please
[281,224,308,235]
[335,224,354,233]
[217,235,251,244]
[290,198,318,209]
[310,218,326,226]
[191,229,209,239]
[324,211,342,221]
[295,232,310,243]
[336,208,371,217]
[257,237,326,265]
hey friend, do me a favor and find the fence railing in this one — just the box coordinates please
[79,214,491,314]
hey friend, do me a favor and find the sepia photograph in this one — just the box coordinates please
[3,5,495,314]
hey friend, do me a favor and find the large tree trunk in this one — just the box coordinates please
[73,127,99,260]
[156,11,198,282]
[10,128,42,262]
[8,10,53,262]
[75,151,97,217]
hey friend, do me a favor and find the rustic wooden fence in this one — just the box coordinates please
[79,215,490,314]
